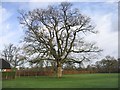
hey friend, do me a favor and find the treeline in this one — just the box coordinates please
[86,56,119,73]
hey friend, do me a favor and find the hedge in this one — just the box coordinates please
[2,71,16,80]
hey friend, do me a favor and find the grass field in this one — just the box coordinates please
[2,73,118,88]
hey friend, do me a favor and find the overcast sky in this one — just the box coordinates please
[0,0,118,60]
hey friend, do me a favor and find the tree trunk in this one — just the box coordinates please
[57,62,62,78]
[57,66,62,78]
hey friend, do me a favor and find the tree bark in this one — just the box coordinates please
[57,62,62,78]
[57,66,62,78]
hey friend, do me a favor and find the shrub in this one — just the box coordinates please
[2,71,16,80]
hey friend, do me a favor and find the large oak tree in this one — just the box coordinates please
[19,2,101,77]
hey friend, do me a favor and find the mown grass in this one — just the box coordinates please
[2,73,118,88]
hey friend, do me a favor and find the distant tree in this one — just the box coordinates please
[29,58,54,71]
[63,62,76,70]
[1,44,26,68]
[118,58,120,73]
[86,64,96,72]
[19,2,101,77]
[95,56,118,73]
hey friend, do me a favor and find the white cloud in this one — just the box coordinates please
[0,6,13,42]
[0,6,12,23]
[28,2,56,10]
[85,13,118,59]
[0,24,24,51]
[0,7,24,51]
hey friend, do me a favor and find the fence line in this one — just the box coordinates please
[16,70,96,76]
[16,70,54,76]
[63,70,95,74]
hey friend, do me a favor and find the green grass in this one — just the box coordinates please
[2,73,118,88]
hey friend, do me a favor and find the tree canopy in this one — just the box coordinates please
[19,2,101,77]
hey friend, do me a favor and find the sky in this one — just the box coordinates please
[0,0,118,61]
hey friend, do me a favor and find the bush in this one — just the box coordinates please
[2,71,16,80]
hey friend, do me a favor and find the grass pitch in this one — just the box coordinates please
[2,73,118,88]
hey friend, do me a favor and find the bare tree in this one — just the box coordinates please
[19,2,101,77]
[1,44,26,68]
[95,56,118,73]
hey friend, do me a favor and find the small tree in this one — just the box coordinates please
[1,44,26,68]
[19,2,101,77]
